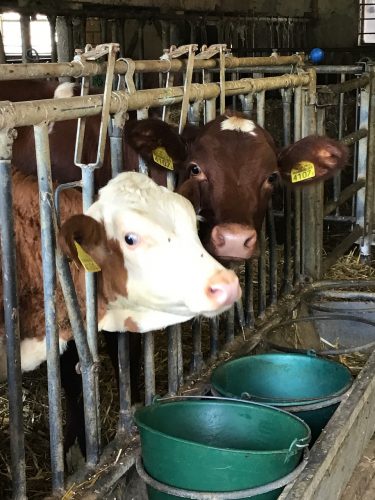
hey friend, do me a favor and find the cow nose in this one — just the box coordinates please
[211,224,257,260]
[206,269,241,308]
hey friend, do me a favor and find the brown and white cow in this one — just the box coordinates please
[125,113,349,259]
[0,171,240,379]
[2,81,348,262]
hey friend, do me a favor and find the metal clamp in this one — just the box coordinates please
[117,58,136,94]
[74,42,120,61]
[195,44,228,60]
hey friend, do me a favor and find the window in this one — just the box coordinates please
[359,1,375,44]
[0,12,51,58]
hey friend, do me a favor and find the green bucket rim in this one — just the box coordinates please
[211,353,353,406]
[134,398,311,455]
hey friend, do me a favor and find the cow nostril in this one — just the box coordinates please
[244,232,257,248]
[211,226,226,248]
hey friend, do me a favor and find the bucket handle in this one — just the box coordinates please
[136,448,309,499]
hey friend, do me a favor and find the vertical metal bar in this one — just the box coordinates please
[241,92,254,116]
[281,88,292,294]
[267,202,278,306]
[48,15,58,63]
[203,71,216,123]
[179,45,196,133]
[256,89,265,127]
[244,259,255,327]
[225,306,235,344]
[231,72,237,110]
[301,70,320,280]
[117,332,133,432]
[362,66,375,262]
[219,46,226,114]
[20,14,31,64]
[191,318,203,374]
[144,332,155,405]
[167,324,183,394]
[34,123,64,494]
[293,84,303,283]
[334,73,346,215]
[257,223,266,318]
[0,129,27,499]
[357,82,370,255]
[209,317,219,359]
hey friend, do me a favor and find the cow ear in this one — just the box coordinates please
[277,136,349,185]
[124,118,187,168]
[59,214,107,271]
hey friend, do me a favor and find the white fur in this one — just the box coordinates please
[221,116,257,135]
[0,335,68,381]
[48,82,76,133]
[89,172,238,333]
[53,82,76,99]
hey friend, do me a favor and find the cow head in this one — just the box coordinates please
[59,172,241,333]
[124,112,349,261]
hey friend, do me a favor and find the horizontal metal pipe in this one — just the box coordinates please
[324,178,366,216]
[322,225,363,273]
[340,128,368,146]
[209,65,365,74]
[0,55,304,81]
[320,74,370,94]
[0,74,311,129]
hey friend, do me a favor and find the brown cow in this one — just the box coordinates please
[3,80,348,260]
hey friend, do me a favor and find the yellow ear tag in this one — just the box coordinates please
[74,241,101,273]
[291,161,315,183]
[152,147,174,171]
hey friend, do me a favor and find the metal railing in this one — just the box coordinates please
[0,48,372,497]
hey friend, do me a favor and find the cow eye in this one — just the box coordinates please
[124,233,139,246]
[190,164,201,176]
[267,172,279,184]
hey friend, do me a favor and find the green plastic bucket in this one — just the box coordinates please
[135,398,310,500]
[211,353,353,442]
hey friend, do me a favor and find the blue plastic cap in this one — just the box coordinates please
[309,48,325,64]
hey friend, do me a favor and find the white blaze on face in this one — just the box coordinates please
[221,116,257,135]
[88,172,240,333]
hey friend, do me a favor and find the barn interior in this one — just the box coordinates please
[1,1,375,499]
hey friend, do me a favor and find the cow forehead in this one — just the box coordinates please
[220,116,257,135]
[88,171,197,234]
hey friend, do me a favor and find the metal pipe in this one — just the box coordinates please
[323,74,370,94]
[280,87,292,294]
[333,73,346,216]
[293,84,303,284]
[362,67,375,261]
[356,86,370,240]
[117,332,133,433]
[258,224,267,318]
[209,317,219,359]
[244,260,255,327]
[301,69,320,280]
[0,129,27,499]
[0,74,312,129]
[324,178,366,216]
[167,325,179,395]
[34,123,64,494]
[191,318,203,374]
[144,332,155,406]
[322,225,364,272]
[0,54,305,81]
[267,203,278,306]
[20,14,31,64]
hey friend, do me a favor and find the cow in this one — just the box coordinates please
[0,170,240,380]
[2,81,348,260]
[2,80,348,461]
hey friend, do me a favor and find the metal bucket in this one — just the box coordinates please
[211,353,353,442]
[303,287,375,351]
[135,397,310,500]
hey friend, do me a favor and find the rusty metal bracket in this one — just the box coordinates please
[197,44,228,114]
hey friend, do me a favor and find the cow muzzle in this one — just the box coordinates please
[210,223,257,260]
[205,269,241,309]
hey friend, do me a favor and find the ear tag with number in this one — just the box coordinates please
[74,241,101,272]
[291,161,315,183]
[152,147,174,171]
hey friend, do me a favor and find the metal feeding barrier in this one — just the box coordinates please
[0,45,374,498]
